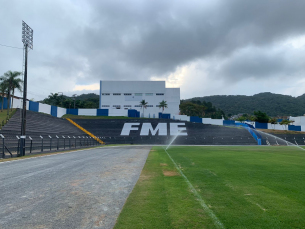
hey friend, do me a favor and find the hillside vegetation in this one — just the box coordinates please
[188,92,305,117]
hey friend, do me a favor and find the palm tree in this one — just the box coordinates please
[159,100,168,113]
[0,80,8,112]
[0,71,22,115]
[140,100,148,117]
[11,78,23,111]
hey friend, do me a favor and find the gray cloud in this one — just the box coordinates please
[1,0,305,100]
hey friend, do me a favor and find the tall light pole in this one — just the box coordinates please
[20,21,33,157]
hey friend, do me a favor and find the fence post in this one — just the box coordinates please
[16,136,20,154]
[49,135,52,151]
[29,136,33,153]
[73,136,76,148]
[40,135,43,152]
[62,136,65,149]
[56,135,59,150]
[0,134,4,158]
[68,136,71,148]
[78,136,82,146]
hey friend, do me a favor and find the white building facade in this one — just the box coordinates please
[99,81,180,117]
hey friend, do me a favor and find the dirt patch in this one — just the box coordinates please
[150,150,156,152]
[163,170,179,176]
[160,163,168,166]
[138,174,151,181]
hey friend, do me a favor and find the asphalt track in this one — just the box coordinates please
[0,146,151,229]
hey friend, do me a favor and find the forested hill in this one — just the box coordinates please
[188,92,305,117]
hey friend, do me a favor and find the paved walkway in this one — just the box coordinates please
[0,146,151,229]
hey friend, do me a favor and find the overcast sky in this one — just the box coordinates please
[1,0,305,101]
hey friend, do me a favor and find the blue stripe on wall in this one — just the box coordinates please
[255,122,268,129]
[66,109,78,115]
[190,116,202,123]
[29,101,39,112]
[223,120,235,126]
[51,106,57,117]
[97,109,108,116]
[0,97,8,109]
[288,125,301,131]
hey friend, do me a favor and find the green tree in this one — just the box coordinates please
[180,102,205,117]
[249,115,256,125]
[280,119,293,130]
[11,77,23,111]
[42,93,62,106]
[159,100,168,113]
[0,71,22,115]
[254,111,269,123]
[140,100,148,117]
[236,116,247,123]
[269,117,277,130]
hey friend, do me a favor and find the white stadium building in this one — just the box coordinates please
[99,81,180,117]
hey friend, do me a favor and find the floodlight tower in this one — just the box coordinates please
[20,21,33,157]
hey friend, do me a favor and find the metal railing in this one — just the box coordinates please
[0,134,102,158]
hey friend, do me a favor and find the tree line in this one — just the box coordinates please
[189,92,305,117]
[41,93,100,109]
[41,93,169,113]
[179,100,226,119]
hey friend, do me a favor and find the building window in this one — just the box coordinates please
[102,93,110,96]
[145,93,153,96]
[147,105,153,107]
[113,93,121,96]
[156,93,164,96]
[135,93,142,96]
[101,105,110,107]
[113,105,121,107]
[124,93,132,96]
[124,105,132,107]
[156,105,160,107]
[135,105,142,107]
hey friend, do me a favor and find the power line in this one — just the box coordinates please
[0,43,23,49]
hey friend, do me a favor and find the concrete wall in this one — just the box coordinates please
[57,107,66,118]
[39,103,51,115]
[174,115,190,121]
[108,108,128,117]
[78,109,97,116]
[12,98,22,108]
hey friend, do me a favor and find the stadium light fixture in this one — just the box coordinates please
[20,20,34,157]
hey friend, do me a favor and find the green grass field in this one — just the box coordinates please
[114,146,305,229]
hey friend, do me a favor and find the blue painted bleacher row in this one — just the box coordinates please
[72,118,258,145]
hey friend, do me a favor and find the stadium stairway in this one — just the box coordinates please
[0,109,94,157]
[72,119,258,145]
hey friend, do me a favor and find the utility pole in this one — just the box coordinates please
[20,21,33,157]
[73,94,77,109]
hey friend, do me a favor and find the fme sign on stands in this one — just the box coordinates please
[121,123,188,136]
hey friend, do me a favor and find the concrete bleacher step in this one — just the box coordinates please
[72,118,258,145]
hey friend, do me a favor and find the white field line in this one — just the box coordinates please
[164,148,225,229]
